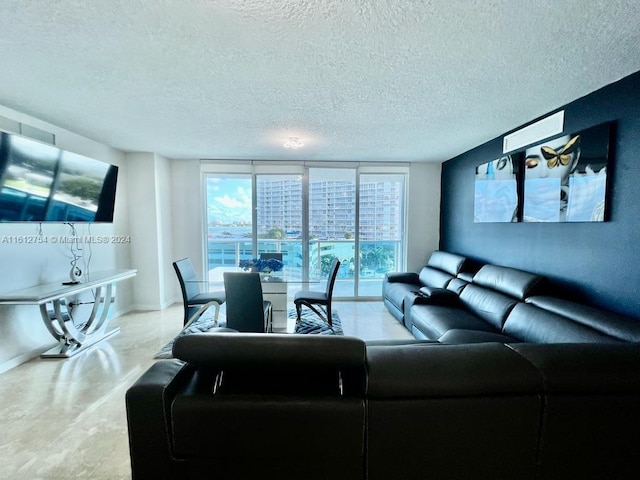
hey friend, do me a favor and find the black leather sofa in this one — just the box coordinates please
[384,251,640,344]
[382,250,468,325]
[126,333,640,480]
[127,251,640,479]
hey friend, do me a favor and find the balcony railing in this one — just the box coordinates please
[206,239,402,298]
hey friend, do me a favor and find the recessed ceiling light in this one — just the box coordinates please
[284,137,304,149]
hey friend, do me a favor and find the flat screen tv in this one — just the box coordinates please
[0,131,118,222]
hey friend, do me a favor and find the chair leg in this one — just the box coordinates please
[327,305,332,327]
[213,303,220,327]
[295,303,302,325]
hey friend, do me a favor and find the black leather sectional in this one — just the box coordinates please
[383,250,640,344]
[126,333,640,480]
[126,251,640,479]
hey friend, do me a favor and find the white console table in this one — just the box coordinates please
[0,269,137,358]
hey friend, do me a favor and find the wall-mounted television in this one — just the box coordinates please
[0,131,118,223]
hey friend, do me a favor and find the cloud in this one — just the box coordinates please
[215,192,250,209]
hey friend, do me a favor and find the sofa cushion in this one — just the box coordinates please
[365,342,542,397]
[439,329,520,344]
[458,284,519,330]
[456,271,475,283]
[446,277,469,295]
[410,304,497,340]
[403,289,460,331]
[417,266,455,289]
[472,265,546,300]
[426,250,467,275]
[503,303,621,344]
[172,394,365,458]
[526,296,640,342]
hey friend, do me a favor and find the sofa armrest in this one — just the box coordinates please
[403,287,460,313]
[126,359,194,480]
[384,272,420,285]
[418,286,460,304]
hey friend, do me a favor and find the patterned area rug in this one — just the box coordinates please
[292,308,343,335]
[154,311,225,359]
[154,307,342,359]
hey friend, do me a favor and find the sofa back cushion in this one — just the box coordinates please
[526,296,640,342]
[503,303,621,343]
[418,266,455,289]
[426,250,467,276]
[365,343,543,479]
[472,265,546,300]
[174,333,367,395]
[458,284,519,330]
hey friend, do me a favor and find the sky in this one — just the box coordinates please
[206,177,252,226]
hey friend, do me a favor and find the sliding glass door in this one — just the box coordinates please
[308,167,356,297]
[357,172,406,296]
[203,164,407,298]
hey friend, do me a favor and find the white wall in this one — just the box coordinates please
[406,162,442,271]
[0,105,133,372]
[170,160,204,272]
[126,153,175,310]
[155,155,175,307]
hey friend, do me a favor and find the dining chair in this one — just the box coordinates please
[173,258,226,327]
[259,252,283,261]
[294,258,340,326]
[223,272,273,333]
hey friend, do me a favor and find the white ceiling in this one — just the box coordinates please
[1,1,639,163]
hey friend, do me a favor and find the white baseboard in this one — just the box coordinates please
[0,343,58,375]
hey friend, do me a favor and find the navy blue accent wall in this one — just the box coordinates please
[440,70,640,319]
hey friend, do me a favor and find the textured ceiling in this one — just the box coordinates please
[1,1,639,162]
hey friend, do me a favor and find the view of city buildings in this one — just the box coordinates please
[205,172,406,297]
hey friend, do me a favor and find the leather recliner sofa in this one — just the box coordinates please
[384,251,640,344]
[382,250,468,325]
[126,333,640,480]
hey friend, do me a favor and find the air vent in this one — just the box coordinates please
[0,114,56,145]
[503,111,564,153]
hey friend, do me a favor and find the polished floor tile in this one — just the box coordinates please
[0,301,410,479]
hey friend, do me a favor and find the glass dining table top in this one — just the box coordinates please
[186,267,320,293]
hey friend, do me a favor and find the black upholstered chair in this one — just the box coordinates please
[223,272,273,333]
[294,258,340,326]
[173,257,226,327]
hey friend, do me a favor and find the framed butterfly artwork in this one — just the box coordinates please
[521,122,612,222]
[474,121,613,223]
[474,155,518,222]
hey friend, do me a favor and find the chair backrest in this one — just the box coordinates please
[326,258,341,297]
[223,272,267,333]
[173,257,201,302]
[260,252,283,261]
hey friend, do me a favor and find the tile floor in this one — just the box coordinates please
[0,301,411,480]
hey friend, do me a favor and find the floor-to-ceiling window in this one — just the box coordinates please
[308,167,356,297]
[255,171,303,276]
[357,170,406,297]
[202,162,407,299]
[204,174,253,272]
